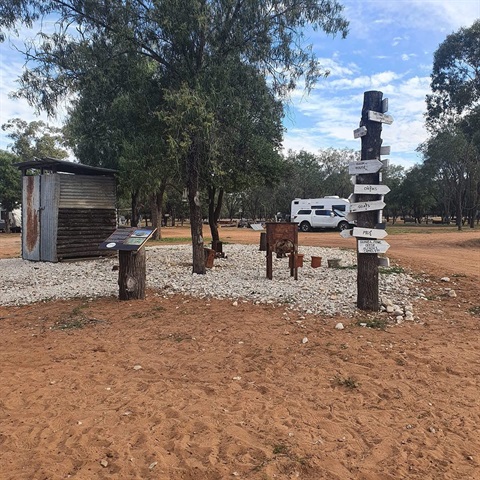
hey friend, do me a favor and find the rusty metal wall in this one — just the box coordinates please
[22,175,40,261]
[59,175,116,209]
[21,173,116,262]
[40,174,60,262]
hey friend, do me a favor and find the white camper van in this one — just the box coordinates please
[290,196,352,232]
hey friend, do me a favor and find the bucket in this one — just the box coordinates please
[311,256,322,268]
[327,258,341,268]
[289,253,304,268]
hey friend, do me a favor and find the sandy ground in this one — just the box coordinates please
[1,225,480,480]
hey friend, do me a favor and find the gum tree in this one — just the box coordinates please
[0,0,349,273]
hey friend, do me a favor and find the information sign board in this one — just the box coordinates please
[358,239,390,254]
[99,227,156,251]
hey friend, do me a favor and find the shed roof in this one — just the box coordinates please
[14,157,117,176]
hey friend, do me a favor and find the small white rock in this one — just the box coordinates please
[441,277,450,282]
[302,337,308,344]
[335,323,344,330]
[133,365,142,370]
[448,290,457,298]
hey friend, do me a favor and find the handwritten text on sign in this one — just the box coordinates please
[354,184,390,195]
[358,239,390,254]
[352,227,388,239]
[348,159,383,175]
[349,200,386,213]
[368,110,394,125]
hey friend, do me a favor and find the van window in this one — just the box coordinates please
[311,205,324,209]
[297,209,311,215]
[314,210,332,216]
[332,204,346,212]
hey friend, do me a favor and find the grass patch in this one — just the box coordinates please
[51,318,86,330]
[148,237,195,244]
[386,224,460,235]
[379,266,405,275]
[333,375,359,389]
[273,444,289,455]
[356,318,388,330]
[469,306,480,317]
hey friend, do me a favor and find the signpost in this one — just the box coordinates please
[380,146,391,156]
[354,184,390,195]
[352,227,388,239]
[353,126,367,138]
[349,200,386,213]
[348,159,383,175]
[358,239,390,254]
[349,91,393,311]
[100,227,156,300]
[368,110,393,124]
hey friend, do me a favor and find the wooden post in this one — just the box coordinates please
[357,91,383,311]
[118,248,146,300]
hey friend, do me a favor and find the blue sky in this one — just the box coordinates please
[0,0,479,169]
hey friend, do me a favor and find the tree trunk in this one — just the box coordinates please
[208,186,224,251]
[187,150,205,274]
[150,180,167,240]
[357,90,383,311]
[118,248,146,300]
[131,190,140,227]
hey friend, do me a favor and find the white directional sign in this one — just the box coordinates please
[354,184,390,195]
[381,98,389,113]
[348,159,383,175]
[358,239,390,254]
[353,126,367,138]
[349,200,386,213]
[368,110,394,125]
[339,229,353,238]
[378,257,390,267]
[352,227,388,239]
[380,146,391,156]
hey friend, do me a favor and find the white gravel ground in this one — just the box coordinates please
[0,244,417,316]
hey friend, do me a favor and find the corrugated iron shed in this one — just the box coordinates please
[15,158,118,262]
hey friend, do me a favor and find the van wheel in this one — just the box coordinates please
[338,221,349,231]
[299,221,311,232]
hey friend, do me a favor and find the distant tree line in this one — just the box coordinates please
[1,11,478,246]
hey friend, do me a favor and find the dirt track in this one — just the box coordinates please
[3,225,479,278]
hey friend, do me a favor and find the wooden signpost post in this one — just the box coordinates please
[347,90,393,311]
[99,227,156,300]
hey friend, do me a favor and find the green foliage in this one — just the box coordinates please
[427,20,480,128]
[0,150,21,212]
[0,0,349,271]
[1,118,68,161]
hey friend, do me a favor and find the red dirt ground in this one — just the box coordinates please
[1,226,480,479]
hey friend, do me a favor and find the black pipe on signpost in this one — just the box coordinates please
[356,91,383,311]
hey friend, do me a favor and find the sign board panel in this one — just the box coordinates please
[380,146,391,156]
[250,223,264,231]
[348,159,383,175]
[381,98,389,113]
[353,126,367,138]
[368,110,394,125]
[358,239,390,254]
[352,227,388,239]
[378,257,390,267]
[349,200,386,213]
[354,184,390,195]
[339,229,353,238]
[99,227,156,251]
